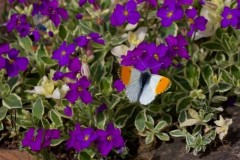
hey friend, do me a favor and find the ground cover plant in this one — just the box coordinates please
[0,0,240,159]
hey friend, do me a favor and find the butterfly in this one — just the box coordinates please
[119,66,171,105]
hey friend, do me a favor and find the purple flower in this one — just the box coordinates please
[52,41,75,66]
[96,123,124,156]
[22,128,44,151]
[42,129,61,148]
[185,8,208,37]
[110,0,140,26]
[48,31,54,37]
[74,32,105,48]
[7,14,30,37]
[33,0,68,26]
[157,1,183,27]
[65,76,93,104]
[165,35,190,59]
[76,13,83,20]
[4,48,29,77]
[66,124,97,151]
[64,105,73,117]
[221,7,238,28]
[148,44,170,73]
[79,0,95,7]
[0,43,10,54]
[96,103,108,113]
[177,0,193,5]
[113,80,125,92]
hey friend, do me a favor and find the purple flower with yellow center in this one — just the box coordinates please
[74,32,105,48]
[64,105,73,117]
[110,0,140,26]
[65,76,93,104]
[79,0,95,7]
[113,80,125,92]
[165,35,190,59]
[221,7,238,28]
[66,124,96,152]
[52,41,75,66]
[157,1,183,27]
[42,129,61,148]
[4,48,29,77]
[148,43,170,73]
[185,8,208,37]
[96,123,125,156]
[38,0,68,27]
[22,128,44,151]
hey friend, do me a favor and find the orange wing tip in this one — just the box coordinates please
[120,66,132,86]
[155,77,171,94]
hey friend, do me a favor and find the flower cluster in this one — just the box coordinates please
[32,0,68,27]
[0,43,29,77]
[22,128,60,151]
[52,33,104,105]
[7,14,40,41]
[66,123,125,157]
[120,34,189,74]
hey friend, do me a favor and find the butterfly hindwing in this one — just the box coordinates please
[139,74,171,105]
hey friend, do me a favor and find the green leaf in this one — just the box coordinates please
[202,64,213,86]
[217,82,232,93]
[234,87,240,95]
[145,132,154,144]
[192,125,202,136]
[0,122,3,131]
[59,24,68,40]
[211,96,228,103]
[3,93,22,109]
[100,76,112,96]
[201,41,225,51]
[231,65,240,80]
[18,36,33,53]
[154,121,167,132]
[169,129,185,137]
[176,97,192,112]
[49,109,62,128]
[96,112,107,129]
[135,111,146,132]
[156,133,170,141]
[41,56,57,65]
[219,68,232,82]
[184,61,200,89]
[178,111,187,123]
[51,139,65,146]
[0,106,8,121]
[79,151,92,160]
[115,114,128,128]
[32,98,44,120]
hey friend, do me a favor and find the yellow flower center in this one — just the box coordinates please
[124,10,129,16]
[188,18,194,25]
[173,46,178,50]
[9,59,15,64]
[167,11,173,18]
[61,50,66,56]
[153,53,159,61]
[227,14,232,20]
[84,135,89,141]
[107,135,112,141]
[78,87,82,92]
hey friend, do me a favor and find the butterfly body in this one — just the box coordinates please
[120,66,171,105]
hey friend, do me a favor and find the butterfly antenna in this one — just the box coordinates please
[136,56,148,69]
[149,63,164,70]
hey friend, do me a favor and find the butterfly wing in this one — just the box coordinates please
[139,74,171,105]
[120,66,141,102]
